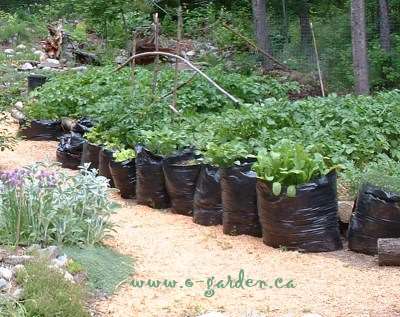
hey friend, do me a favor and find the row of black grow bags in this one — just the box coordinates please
[66,143,344,253]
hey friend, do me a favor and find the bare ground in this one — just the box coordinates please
[1,125,399,317]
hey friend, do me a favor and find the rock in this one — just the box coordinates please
[4,255,32,265]
[52,255,68,268]
[71,66,88,72]
[338,201,354,223]
[186,50,196,57]
[0,278,9,290]
[14,101,24,111]
[0,267,13,281]
[11,288,23,300]
[64,272,75,283]
[17,44,26,50]
[115,56,126,65]
[26,244,41,253]
[38,58,60,68]
[20,62,34,70]
[37,246,60,260]
[197,313,226,317]
[33,50,43,56]
[4,49,15,54]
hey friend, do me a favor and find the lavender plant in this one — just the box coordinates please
[0,162,117,246]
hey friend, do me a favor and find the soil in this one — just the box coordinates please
[1,123,399,317]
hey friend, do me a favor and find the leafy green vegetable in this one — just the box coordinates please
[252,140,337,197]
[113,149,136,162]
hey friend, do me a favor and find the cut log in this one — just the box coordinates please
[378,238,400,266]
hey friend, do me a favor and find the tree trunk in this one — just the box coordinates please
[251,0,273,70]
[351,0,370,95]
[379,0,391,52]
[378,238,400,266]
[299,0,315,65]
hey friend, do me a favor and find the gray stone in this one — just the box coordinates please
[37,246,60,260]
[26,244,41,253]
[4,49,14,54]
[4,255,32,265]
[0,267,13,281]
[14,101,24,111]
[0,278,8,290]
[13,264,25,273]
[38,58,60,68]
[11,288,23,300]
[16,44,26,50]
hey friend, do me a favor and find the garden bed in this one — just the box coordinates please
[1,123,399,317]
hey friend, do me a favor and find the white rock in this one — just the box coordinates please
[4,255,32,265]
[64,272,75,283]
[0,267,13,281]
[0,278,9,290]
[16,44,26,50]
[21,62,34,70]
[39,58,60,68]
[12,288,23,300]
[186,50,196,56]
[14,101,24,111]
[4,49,14,54]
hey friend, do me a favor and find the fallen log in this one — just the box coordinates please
[378,238,400,266]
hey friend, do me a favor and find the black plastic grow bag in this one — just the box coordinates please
[193,165,223,226]
[109,158,136,199]
[135,145,170,209]
[28,74,47,92]
[348,184,400,255]
[163,151,201,215]
[81,142,101,170]
[72,118,94,135]
[257,172,342,253]
[19,119,64,141]
[56,132,85,170]
[221,163,261,237]
[98,148,115,188]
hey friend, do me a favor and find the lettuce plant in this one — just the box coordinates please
[253,140,338,197]
[0,162,118,246]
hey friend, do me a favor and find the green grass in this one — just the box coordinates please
[62,245,134,294]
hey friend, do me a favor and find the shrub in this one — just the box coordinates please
[0,162,118,246]
[21,260,89,317]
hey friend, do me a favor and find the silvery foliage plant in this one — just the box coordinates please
[0,162,118,246]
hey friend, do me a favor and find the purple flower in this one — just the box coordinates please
[36,170,58,188]
[0,169,27,188]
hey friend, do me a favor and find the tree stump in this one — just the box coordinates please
[378,238,400,266]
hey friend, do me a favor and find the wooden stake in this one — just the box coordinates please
[310,22,325,97]
[152,13,160,98]
[131,31,137,87]
[172,6,183,112]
